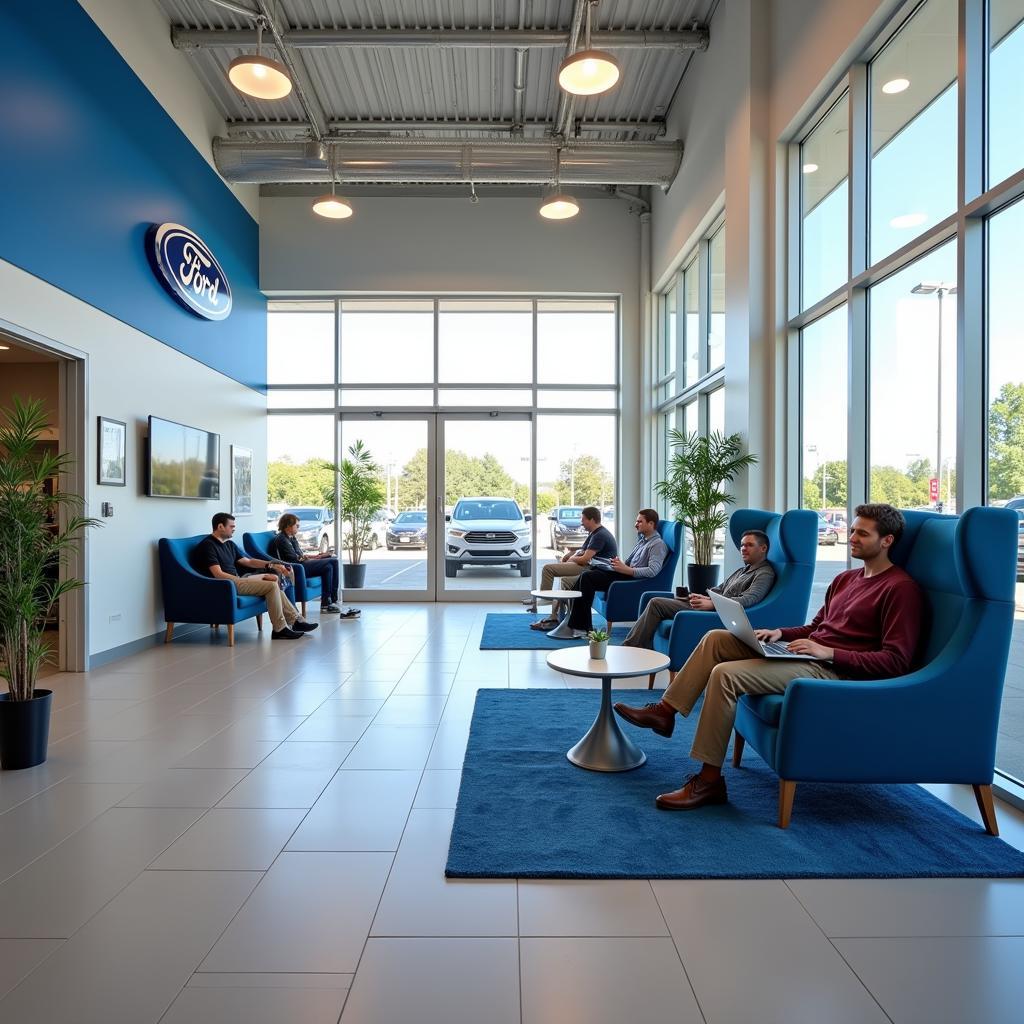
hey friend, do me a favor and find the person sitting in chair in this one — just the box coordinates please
[191,512,318,640]
[267,513,360,619]
[564,509,668,637]
[529,506,616,631]
[613,504,923,810]
[621,530,775,649]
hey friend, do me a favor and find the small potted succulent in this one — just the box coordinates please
[588,629,609,660]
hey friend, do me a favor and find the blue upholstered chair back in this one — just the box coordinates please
[158,534,214,620]
[243,530,277,561]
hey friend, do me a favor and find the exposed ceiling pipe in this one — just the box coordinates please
[223,119,667,138]
[212,137,683,188]
[554,1,588,139]
[172,27,709,51]
[512,49,529,135]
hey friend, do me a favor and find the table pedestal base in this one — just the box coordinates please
[567,675,646,772]
[547,597,579,639]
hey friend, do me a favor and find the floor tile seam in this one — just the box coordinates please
[782,880,897,1023]
[647,881,710,1024]
[0,938,67,1009]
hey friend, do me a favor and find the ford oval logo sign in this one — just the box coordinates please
[147,223,232,321]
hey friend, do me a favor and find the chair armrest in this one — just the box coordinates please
[162,569,238,622]
[666,609,722,668]
[603,577,655,620]
[639,591,672,615]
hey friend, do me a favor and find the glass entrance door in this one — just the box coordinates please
[438,414,534,600]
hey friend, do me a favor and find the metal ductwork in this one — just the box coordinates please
[213,138,683,188]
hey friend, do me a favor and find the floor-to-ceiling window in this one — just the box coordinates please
[266,297,618,601]
[789,0,1024,787]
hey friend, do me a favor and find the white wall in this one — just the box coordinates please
[259,194,646,519]
[0,257,267,660]
[77,0,260,220]
[648,0,899,516]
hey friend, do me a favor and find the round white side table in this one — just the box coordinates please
[530,588,584,639]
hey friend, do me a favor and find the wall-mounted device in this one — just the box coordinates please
[101,502,114,517]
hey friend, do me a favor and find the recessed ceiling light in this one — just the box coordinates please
[802,162,819,173]
[890,212,928,229]
[539,193,580,220]
[882,77,910,95]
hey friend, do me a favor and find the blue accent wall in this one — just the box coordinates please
[0,1,265,391]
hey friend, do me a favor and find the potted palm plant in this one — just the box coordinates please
[654,429,757,595]
[0,397,99,770]
[337,440,386,589]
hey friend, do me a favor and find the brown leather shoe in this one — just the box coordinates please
[655,773,728,810]
[613,700,675,738]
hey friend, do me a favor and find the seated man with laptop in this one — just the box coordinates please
[621,529,776,649]
[613,504,924,811]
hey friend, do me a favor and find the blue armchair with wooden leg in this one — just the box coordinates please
[637,508,818,687]
[158,535,268,647]
[732,507,1018,832]
[243,530,319,617]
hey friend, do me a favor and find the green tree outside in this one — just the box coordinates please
[989,381,1024,500]
[555,453,615,507]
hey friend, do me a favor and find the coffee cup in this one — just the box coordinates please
[675,586,690,600]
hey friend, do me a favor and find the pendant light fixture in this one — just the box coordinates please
[228,19,292,100]
[539,149,579,220]
[558,1,620,97]
[312,158,353,219]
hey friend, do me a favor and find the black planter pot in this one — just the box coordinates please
[342,563,367,589]
[687,563,722,596]
[0,689,53,770]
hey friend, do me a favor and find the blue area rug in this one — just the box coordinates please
[480,611,629,650]
[446,688,1024,879]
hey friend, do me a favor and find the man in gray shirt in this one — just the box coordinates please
[621,530,776,649]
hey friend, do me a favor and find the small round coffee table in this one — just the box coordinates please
[546,646,670,771]
[530,588,584,639]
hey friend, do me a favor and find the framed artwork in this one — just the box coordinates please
[97,417,126,486]
[231,444,253,516]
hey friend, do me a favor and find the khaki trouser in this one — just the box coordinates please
[662,629,841,767]
[540,561,582,614]
[622,595,689,648]
[234,576,300,632]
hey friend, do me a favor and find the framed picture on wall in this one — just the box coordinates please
[231,445,253,516]
[97,417,126,486]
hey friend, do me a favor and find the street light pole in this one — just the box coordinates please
[911,281,957,511]
[805,444,819,509]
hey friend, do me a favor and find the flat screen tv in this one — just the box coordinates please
[147,415,221,499]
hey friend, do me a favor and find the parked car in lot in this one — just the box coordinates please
[817,515,839,546]
[822,511,848,543]
[386,509,428,550]
[445,496,532,578]
[274,506,334,553]
[547,506,587,551]
[1006,496,1024,580]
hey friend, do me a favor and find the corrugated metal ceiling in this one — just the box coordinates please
[157,0,714,140]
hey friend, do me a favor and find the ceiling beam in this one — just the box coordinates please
[223,119,667,139]
[172,26,709,52]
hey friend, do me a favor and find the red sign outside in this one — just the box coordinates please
[929,477,939,501]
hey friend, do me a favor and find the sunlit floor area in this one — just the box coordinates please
[2,603,1024,1023]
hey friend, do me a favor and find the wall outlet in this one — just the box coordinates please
[108,612,122,623]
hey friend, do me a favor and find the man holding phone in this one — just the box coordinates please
[621,530,775,650]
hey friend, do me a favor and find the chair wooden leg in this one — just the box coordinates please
[227,624,235,647]
[972,784,999,836]
[778,779,797,829]
[256,613,263,632]
[732,731,745,767]
[164,623,175,644]
[606,622,613,633]
[648,672,656,689]
[301,601,308,618]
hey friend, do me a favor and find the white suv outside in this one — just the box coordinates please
[445,497,532,578]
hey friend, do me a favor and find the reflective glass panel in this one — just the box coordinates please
[266,415,335,539]
[683,257,700,385]
[340,301,434,384]
[267,303,335,385]
[869,0,957,265]
[989,0,1024,187]
[707,230,725,371]
[538,300,616,385]
[266,390,335,409]
[439,300,532,384]
[536,390,617,409]
[869,240,957,510]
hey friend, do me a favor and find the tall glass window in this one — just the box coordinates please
[538,300,616,385]
[707,387,725,436]
[801,93,849,309]
[267,301,335,384]
[662,285,677,380]
[683,257,700,386]
[441,300,532,383]
[869,241,958,510]
[869,0,958,265]
[707,228,725,371]
[989,0,1024,188]
[987,199,1024,506]
[341,300,433,384]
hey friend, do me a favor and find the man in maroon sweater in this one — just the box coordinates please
[614,503,924,810]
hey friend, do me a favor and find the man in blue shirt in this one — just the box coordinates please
[566,509,668,636]
[530,506,617,630]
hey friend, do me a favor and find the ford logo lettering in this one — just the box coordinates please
[147,223,232,321]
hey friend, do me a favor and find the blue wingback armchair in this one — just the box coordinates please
[733,507,1019,833]
[158,534,268,646]
[637,508,818,687]
[243,530,321,616]
[592,519,683,631]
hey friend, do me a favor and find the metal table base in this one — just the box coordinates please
[567,674,646,772]
[546,596,580,639]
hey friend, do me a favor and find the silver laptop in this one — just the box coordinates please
[708,591,818,660]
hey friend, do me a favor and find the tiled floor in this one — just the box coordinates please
[1,603,1024,1024]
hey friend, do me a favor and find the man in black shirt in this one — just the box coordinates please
[191,513,317,640]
